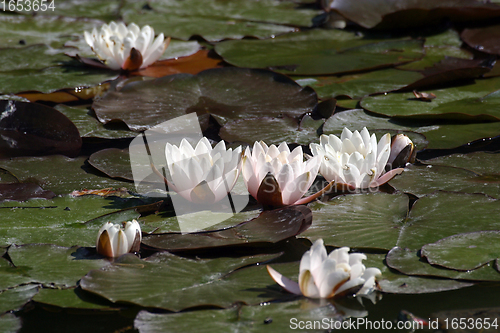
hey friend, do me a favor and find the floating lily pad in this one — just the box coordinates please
[32,287,115,310]
[0,257,33,291]
[88,148,135,181]
[360,76,500,120]
[215,29,424,75]
[220,115,323,145]
[386,247,500,281]
[0,195,153,247]
[397,192,500,250]
[80,252,282,311]
[417,122,500,149]
[44,0,122,20]
[0,44,69,72]
[142,205,312,252]
[0,100,81,158]
[0,314,21,333]
[421,231,500,271]
[93,68,317,131]
[123,10,296,42]
[55,105,136,139]
[0,15,102,48]
[461,24,500,56]
[301,193,409,251]
[7,244,110,288]
[294,69,424,100]
[0,183,55,202]
[389,164,500,199]
[425,152,500,177]
[146,0,322,27]
[0,285,38,314]
[330,0,500,29]
[0,155,135,195]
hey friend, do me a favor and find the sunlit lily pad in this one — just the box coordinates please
[7,244,110,287]
[0,44,69,71]
[142,205,312,252]
[0,155,135,195]
[215,29,424,75]
[421,231,500,271]
[0,257,33,291]
[0,285,38,314]
[396,192,500,250]
[424,152,500,177]
[389,164,500,199]
[88,148,135,181]
[360,76,500,120]
[22,0,121,20]
[220,115,323,145]
[301,192,409,251]
[417,122,500,149]
[93,68,317,131]
[80,252,282,311]
[386,247,500,281]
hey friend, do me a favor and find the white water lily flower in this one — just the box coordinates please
[387,134,415,170]
[310,127,404,190]
[96,220,142,258]
[164,137,242,204]
[267,239,381,299]
[84,21,169,70]
[242,141,322,207]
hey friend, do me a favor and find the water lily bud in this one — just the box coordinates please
[96,220,142,258]
[310,127,404,190]
[267,239,382,299]
[387,134,415,170]
[84,21,169,70]
[241,141,321,207]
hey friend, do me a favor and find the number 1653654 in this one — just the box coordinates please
[1,0,55,12]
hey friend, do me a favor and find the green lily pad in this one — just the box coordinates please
[92,68,317,131]
[0,257,33,291]
[417,122,500,149]
[0,285,38,314]
[88,148,135,181]
[7,244,110,288]
[330,0,500,29]
[0,15,102,48]
[426,152,500,177]
[0,44,69,72]
[80,252,282,311]
[0,65,118,95]
[0,314,21,333]
[294,68,424,100]
[386,247,500,281]
[389,164,500,199]
[397,192,500,250]
[215,29,424,75]
[32,287,115,310]
[0,155,135,195]
[0,183,55,202]
[220,115,323,145]
[301,193,409,251]
[0,100,82,158]
[43,0,122,20]
[123,10,296,42]
[54,104,136,139]
[142,205,312,252]
[0,195,152,247]
[421,231,500,271]
[360,76,500,120]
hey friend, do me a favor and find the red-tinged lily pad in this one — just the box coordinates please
[421,231,500,271]
[330,0,500,29]
[92,68,317,131]
[0,100,81,158]
[0,183,55,202]
[141,205,312,252]
[215,29,424,76]
[220,115,323,145]
[461,24,500,56]
[386,247,500,281]
[80,252,283,311]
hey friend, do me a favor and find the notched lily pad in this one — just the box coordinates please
[142,205,312,252]
[92,68,317,131]
[421,231,500,271]
[0,100,82,158]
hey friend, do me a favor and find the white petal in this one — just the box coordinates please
[267,265,302,295]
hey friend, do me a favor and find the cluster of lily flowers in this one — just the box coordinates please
[87,21,414,301]
[96,127,414,299]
